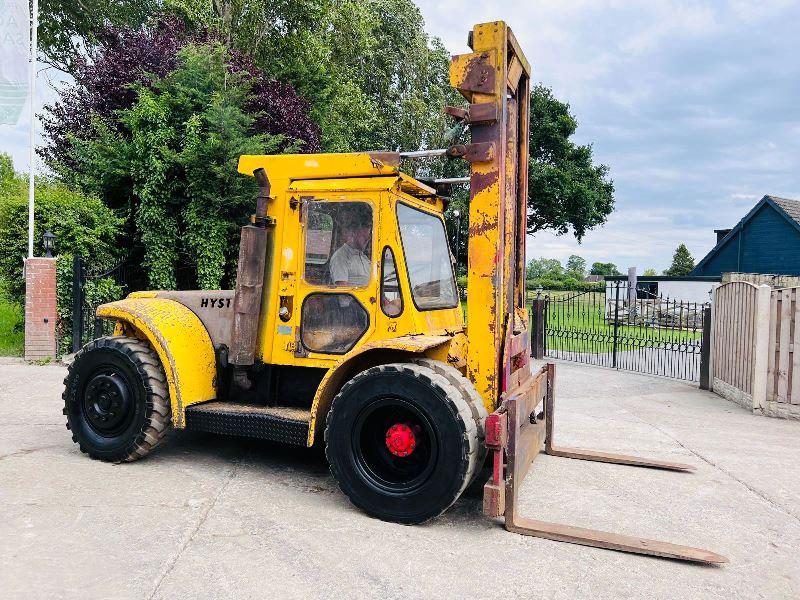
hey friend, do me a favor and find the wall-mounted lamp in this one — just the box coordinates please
[42,230,55,258]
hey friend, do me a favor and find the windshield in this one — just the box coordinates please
[396,202,458,310]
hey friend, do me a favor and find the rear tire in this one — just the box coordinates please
[63,336,170,462]
[325,363,480,524]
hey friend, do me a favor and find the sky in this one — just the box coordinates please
[2,1,800,273]
[416,0,800,273]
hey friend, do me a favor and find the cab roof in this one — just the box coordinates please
[238,152,437,200]
[287,174,436,197]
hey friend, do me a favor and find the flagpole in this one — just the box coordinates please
[27,0,38,258]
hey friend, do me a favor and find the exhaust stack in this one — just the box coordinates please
[230,168,274,377]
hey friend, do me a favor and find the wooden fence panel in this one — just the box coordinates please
[779,290,790,402]
[789,288,800,405]
[715,281,800,418]
[713,282,757,396]
[767,290,778,401]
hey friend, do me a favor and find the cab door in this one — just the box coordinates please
[292,195,379,362]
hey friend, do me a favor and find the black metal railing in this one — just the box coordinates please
[531,281,710,382]
[71,256,128,353]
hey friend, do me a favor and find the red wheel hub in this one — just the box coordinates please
[385,423,416,457]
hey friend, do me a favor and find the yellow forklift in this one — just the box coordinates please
[63,21,725,564]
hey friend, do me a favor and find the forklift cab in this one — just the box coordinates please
[285,182,461,363]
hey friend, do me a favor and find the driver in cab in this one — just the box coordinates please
[329,205,401,315]
[330,207,372,287]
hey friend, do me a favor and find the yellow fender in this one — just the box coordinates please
[307,335,452,446]
[97,298,217,428]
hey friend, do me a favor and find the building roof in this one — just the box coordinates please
[692,194,800,275]
[770,196,800,226]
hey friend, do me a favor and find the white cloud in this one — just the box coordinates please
[416,0,800,269]
[729,192,759,201]
[616,4,719,56]
[730,0,797,21]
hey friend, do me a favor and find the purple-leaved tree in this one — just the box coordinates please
[41,16,320,177]
[39,16,321,290]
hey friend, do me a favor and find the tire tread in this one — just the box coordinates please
[325,361,481,523]
[63,336,170,462]
[409,358,489,484]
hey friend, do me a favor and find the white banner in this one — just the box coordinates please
[0,0,30,126]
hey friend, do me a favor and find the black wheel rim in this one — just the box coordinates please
[82,366,135,437]
[352,397,438,494]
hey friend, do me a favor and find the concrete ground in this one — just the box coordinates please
[1,357,799,600]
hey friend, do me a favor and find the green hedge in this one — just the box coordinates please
[457,275,604,296]
[0,287,23,356]
[0,180,123,303]
[526,277,605,293]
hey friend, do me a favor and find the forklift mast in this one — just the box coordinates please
[452,23,725,565]
[450,22,532,406]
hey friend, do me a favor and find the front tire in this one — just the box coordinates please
[409,357,489,483]
[63,336,170,462]
[325,363,480,524]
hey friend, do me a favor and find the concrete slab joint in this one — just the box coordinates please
[24,257,57,361]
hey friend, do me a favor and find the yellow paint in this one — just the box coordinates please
[238,152,400,190]
[97,298,217,428]
[397,173,437,197]
[306,335,453,445]
[427,330,467,369]
[449,21,531,413]
[286,176,397,193]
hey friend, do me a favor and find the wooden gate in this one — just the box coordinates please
[767,287,800,409]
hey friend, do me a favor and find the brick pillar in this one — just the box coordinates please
[25,257,57,361]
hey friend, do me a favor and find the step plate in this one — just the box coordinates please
[185,402,310,446]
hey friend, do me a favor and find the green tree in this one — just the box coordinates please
[164,0,456,154]
[0,154,24,198]
[664,244,695,276]
[526,257,564,280]
[590,262,621,277]
[527,85,615,240]
[38,0,156,73]
[642,268,658,276]
[41,3,616,266]
[565,255,587,279]
[69,42,285,289]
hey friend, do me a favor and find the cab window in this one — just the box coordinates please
[301,293,369,354]
[396,203,458,310]
[304,201,373,288]
[380,247,403,317]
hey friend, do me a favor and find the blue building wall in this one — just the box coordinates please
[694,203,800,276]
[697,231,740,275]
